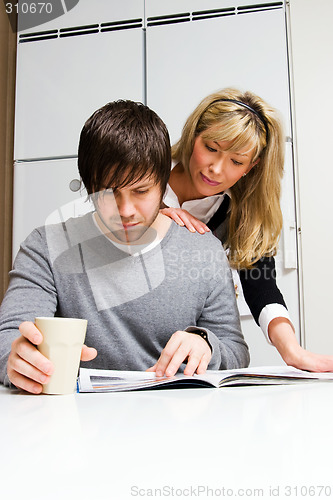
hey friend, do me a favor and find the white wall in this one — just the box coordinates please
[289,0,333,352]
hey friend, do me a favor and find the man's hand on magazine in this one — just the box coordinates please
[146,330,211,377]
[7,321,97,394]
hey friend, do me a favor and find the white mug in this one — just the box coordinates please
[35,317,87,395]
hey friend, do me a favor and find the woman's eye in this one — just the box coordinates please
[232,159,243,166]
[135,190,149,195]
[205,145,217,153]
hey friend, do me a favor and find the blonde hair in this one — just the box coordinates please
[172,88,285,269]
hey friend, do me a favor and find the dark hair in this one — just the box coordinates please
[78,100,171,195]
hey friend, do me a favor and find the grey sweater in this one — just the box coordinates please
[0,214,249,386]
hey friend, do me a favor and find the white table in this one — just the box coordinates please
[1,381,332,500]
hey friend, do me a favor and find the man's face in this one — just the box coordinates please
[93,175,162,244]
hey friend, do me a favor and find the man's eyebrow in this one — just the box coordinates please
[130,180,155,189]
[137,181,153,186]
[106,178,154,190]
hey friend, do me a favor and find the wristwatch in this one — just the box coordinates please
[185,327,213,352]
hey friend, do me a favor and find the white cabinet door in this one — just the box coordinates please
[12,159,92,259]
[146,0,300,364]
[15,0,144,159]
[13,0,145,258]
[146,1,291,143]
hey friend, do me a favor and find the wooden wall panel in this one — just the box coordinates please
[0,4,16,302]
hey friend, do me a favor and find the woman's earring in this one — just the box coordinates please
[242,173,247,177]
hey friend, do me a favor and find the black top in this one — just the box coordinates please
[207,195,287,325]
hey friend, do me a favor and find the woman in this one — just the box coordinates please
[162,88,333,372]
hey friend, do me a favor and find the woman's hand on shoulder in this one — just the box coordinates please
[160,207,210,234]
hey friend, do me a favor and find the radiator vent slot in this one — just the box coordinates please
[18,2,283,42]
[237,2,283,14]
[101,19,143,32]
[19,29,58,43]
[147,2,283,27]
[59,24,99,38]
[147,13,190,27]
[19,18,143,43]
[192,8,236,21]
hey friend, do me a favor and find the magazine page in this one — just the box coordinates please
[78,366,333,393]
[78,368,220,392]
[211,365,333,387]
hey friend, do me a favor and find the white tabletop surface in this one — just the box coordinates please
[1,381,332,500]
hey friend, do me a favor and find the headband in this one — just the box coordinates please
[208,98,269,140]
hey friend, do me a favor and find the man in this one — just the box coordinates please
[0,100,249,394]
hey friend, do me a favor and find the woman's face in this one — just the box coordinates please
[188,132,256,198]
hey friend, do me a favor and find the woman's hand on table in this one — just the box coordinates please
[268,317,333,372]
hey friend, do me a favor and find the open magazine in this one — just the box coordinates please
[77,365,333,393]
